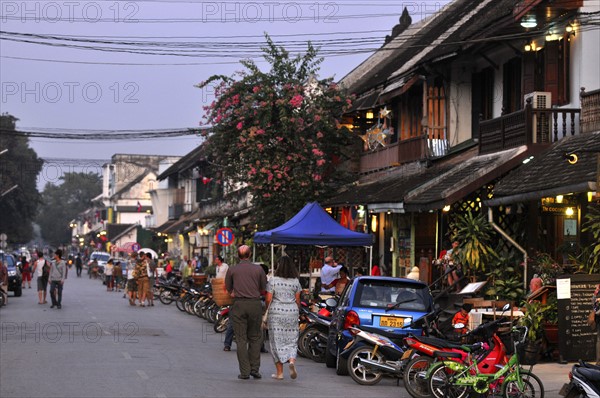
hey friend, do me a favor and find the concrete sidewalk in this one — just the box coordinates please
[529,361,574,397]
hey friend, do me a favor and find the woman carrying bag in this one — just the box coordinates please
[264,256,301,380]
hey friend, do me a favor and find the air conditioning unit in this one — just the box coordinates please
[524,92,552,143]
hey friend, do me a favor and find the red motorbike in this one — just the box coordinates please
[403,311,511,398]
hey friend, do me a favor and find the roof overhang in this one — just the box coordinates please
[485,181,596,206]
[368,202,405,213]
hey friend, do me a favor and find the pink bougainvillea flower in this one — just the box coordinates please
[289,94,303,108]
[236,122,243,130]
[316,159,326,166]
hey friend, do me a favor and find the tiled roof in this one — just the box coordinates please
[157,144,205,180]
[487,132,600,205]
[403,146,528,211]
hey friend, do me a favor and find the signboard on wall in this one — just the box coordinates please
[556,274,600,362]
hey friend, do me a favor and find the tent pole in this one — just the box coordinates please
[369,246,373,275]
[271,244,274,274]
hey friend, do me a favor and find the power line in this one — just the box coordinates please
[1,127,210,140]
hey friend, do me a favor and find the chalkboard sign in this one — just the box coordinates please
[557,274,600,362]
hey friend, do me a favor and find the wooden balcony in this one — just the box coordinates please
[581,88,600,134]
[359,135,442,174]
[479,100,580,155]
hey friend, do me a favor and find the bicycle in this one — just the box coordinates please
[426,325,544,398]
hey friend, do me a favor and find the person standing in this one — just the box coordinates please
[126,255,137,306]
[134,252,149,307]
[31,251,49,305]
[225,245,267,380]
[49,249,66,309]
[105,259,114,291]
[0,259,8,306]
[113,261,123,292]
[146,253,157,306]
[214,255,229,279]
[320,256,342,293]
[265,256,301,380]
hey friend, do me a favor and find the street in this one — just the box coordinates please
[1,274,569,398]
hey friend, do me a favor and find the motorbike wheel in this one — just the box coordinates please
[336,345,349,376]
[306,330,327,363]
[184,299,195,315]
[325,339,336,368]
[175,297,186,312]
[347,346,385,385]
[159,290,174,305]
[298,327,315,358]
[404,356,434,398]
[194,300,204,318]
[427,362,469,398]
[501,370,544,398]
[214,315,228,333]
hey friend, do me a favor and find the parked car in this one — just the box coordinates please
[0,250,22,297]
[325,276,434,375]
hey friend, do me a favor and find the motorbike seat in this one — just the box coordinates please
[433,350,462,359]
[412,336,464,349]
[358,325,405,342]
[577,367,600,382]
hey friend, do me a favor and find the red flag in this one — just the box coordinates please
[137,201,142,212]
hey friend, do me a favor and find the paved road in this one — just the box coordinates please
[1,274,569,397]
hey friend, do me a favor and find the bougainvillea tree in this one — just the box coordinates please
[198,36,357,229]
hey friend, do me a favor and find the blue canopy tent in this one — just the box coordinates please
[254,202,374,273]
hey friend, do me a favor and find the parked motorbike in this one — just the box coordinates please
[298,298,335,362]
[213,305,230,333]
[560,360,600,398]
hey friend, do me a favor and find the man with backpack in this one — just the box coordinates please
[31,251,50,305]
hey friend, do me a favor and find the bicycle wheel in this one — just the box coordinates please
[501,370,544,398]
[403,355,434,398]
[427,363,469,398]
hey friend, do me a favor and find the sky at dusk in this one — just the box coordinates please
[0,0,448,187]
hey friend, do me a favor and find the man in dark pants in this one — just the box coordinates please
[225,245,267,380]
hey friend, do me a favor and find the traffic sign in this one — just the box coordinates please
[131,242,141,252]
[216,228,234,246]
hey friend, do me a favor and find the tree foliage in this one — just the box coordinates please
[0,114,43,244]
[37,172,102,246]
[198,36,358,229]
[450,210,497,272]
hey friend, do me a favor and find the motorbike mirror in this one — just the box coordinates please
[325,297,338,308]
[502,303,511,312]
[454,323,465,329]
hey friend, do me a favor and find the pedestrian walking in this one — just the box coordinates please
[225,245,267,380]
[75,255,83,277]
[31,251,49,304]
[126,257,137,305]
[214,255,229,279]
[265,255,301,380]
[21,256,32,289]
[49,249,66,309]
[105,259,114,291]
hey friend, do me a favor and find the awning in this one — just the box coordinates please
[347,89,382,113]
[380,74,422,102]
[485,132,600,206]
[404,146,530,212]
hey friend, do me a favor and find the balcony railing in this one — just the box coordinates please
[581,88,600,134]
[359,135,442,174]
[479,100,580,154]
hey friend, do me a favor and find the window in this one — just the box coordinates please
[503,57,522,114]
[472,67,494,137]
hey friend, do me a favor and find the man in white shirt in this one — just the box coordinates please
[214,255,229,279]
[320,256,342,293]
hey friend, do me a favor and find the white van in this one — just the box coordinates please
[87,251,111,273]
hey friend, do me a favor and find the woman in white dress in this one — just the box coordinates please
[265,255,301,380]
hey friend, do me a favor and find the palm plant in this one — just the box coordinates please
[580,204,600,274]
[450,210,497,273]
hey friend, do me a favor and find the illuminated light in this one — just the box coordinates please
[366,110,374,119]
[523,156,534,164]
[566,25,573,33]
[565,207,574,216]
[370,215,378,233]
[442,205,451,212]
[520,15,537,28]
[556,195,564,204]
[588,192,595,202]
[524,43,532,52]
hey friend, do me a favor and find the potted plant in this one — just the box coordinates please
[450,210,497,276]
[518,301,547,365]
